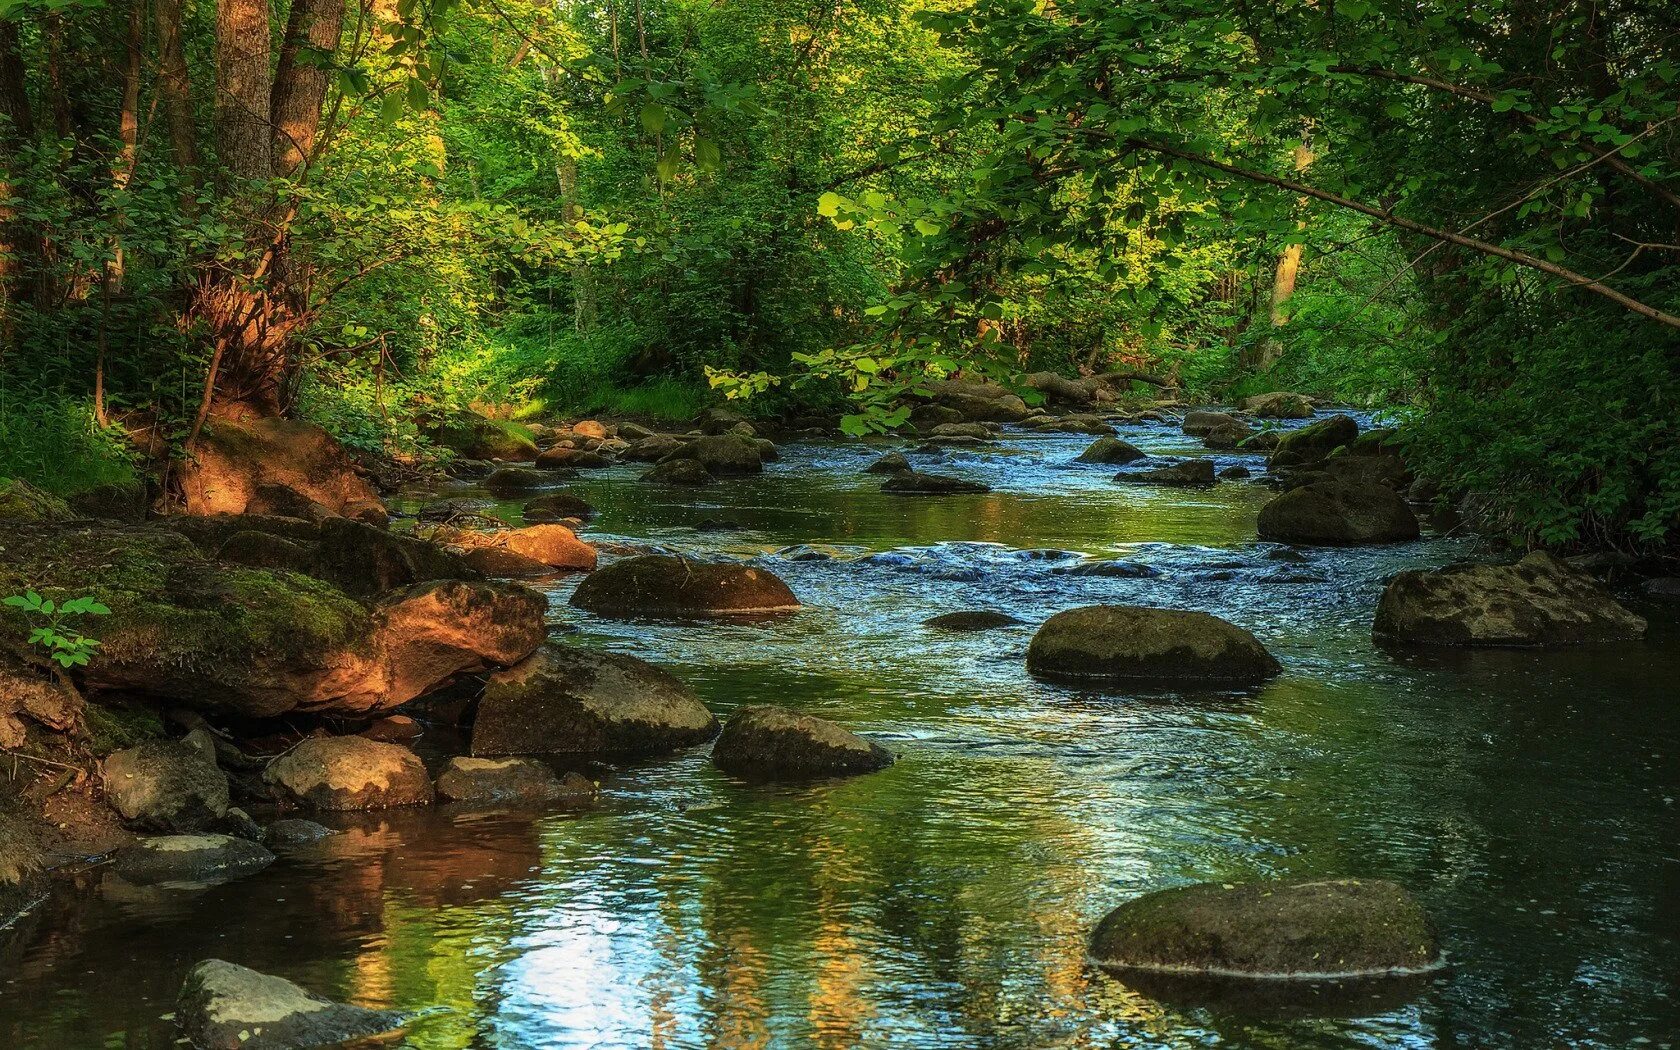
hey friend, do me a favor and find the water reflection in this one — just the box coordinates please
[3,420,1678,1048]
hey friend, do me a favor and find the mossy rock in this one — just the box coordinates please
[1089,877,1442,979]
[1257,481,1420,546]
[1027,605,1280,685]
[431,414,539,461]
[1374,552,1647,647]
[1269,414,1359,468]
[571,555,799,618]
[0,478,73,522]
[1075,437,1145,465]
[177,959,412,1050]
[711,705,895,780]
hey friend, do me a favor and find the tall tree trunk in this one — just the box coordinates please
[154,0,198,191]
[0,18,36,348]
[215,0,274,183]
[1256,138,1314,369]
[271,0,345,177]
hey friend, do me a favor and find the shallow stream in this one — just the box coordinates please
[4,416,1677,1048]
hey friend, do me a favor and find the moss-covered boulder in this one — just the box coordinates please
[1027,605,1280,684]
[178,415,386,523]
[431,413,539,461]
[1180,410,1243,437]
[1076,437,1146,464]
[166,514,480,596]
[623,434,687,462]
[472,645,720,757]
[264,737,433,811]
[663,433,764,475]
[0,478,73,521]
[1089,878,1442,979]
[0,523,544,718]
[711,705,895,780]
[436,757,598,807]
[177,959,412,1050]
[1374,552,1647,646]
[571,554,799,618]
[1257,481,1420,546]
[1269,414,1359,467]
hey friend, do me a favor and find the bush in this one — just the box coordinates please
[0,395,137,496]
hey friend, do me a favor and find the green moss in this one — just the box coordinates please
[82,700,166,755]
[0,479,74,522]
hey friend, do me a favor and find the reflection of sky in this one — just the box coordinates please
[8,415,1679,1049]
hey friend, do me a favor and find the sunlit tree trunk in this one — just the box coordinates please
[272,0,344,177]
[1256,138,1314,369]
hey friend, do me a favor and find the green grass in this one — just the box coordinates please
[553,378,714,422]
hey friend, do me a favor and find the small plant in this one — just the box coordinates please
[4,592,111,668]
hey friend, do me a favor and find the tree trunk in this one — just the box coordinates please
[271,0,345,177]
[215,0,274,183]
[154,0,198,189]
[0,18,35,347]
[1256,138,1314,369]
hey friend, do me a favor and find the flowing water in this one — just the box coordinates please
[4,417,1679,1048]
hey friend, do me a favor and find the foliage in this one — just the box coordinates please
[3,591,109,668]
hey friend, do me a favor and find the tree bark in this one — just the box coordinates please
[272,0,345,177]
[154,0,198,189]
[215,0,274,183]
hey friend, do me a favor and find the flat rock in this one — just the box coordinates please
[1089,877,1442,979]
[571,555,799,618]
[264,737,434,811]
[484,466,572,496]
[923,611,1024,631]
[1257,481,1420,545]
[881,470,990,495]
[472,645,719,756]
[1027,605,1280,684]
[436,756,598,807]
[1116,460,1215,486]
[177,959,411,1050]
[265,819,337,846]
[712,704,895,780]
[1374,552,1647,646]
[111,834,274,886]
[523,493,597,522]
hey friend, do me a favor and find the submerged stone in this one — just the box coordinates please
[923,610,1025,631]
[1027,605,1280,684]
[1089,877,1442,980]
[642,459,715,485]
[1374,552,1646,646]
[881,470,990,495]
[1116,460,1215,486]
[711,704,895,780]
[111,834,274,886]
[436,757,598,807]
[571,555,799,618]
[472,645,719,757]
[177,959,411,1050]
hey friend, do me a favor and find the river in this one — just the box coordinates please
[3,414,1677,1048]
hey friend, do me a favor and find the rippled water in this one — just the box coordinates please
[5,416,1679,1049]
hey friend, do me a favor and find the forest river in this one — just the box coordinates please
[3,414,1677,1048]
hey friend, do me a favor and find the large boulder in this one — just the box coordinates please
[472,645,720,757]
[711,705,895,780]
[435,757,598,807]
[571,555,799,618]
[1033,414,1116,436]
[1023,371,1107,406]
[1257,481,1420,545]
[430,413,538,460]
[167,514,480,596]
[426,523,596,572]
[102,731,230,832]
[177,959,411,1050]
[1201,419,1256,450]
[66,480,149,523]
[1026,605,1280,684]
[1115,460,1215,486]
[928,422,993,441]
[1089,878,1441,979]
[1269,413,1359,467]
[111,834,274,885]
[0,523,547,718]
[178,414,386,523]
[622,434,687,462]
[1075,437,1146,465]
[535,445,613,469]
[924,380,1033,423]
[881,470,990,495]
[663,433,764,475]
[1181,410,1242,437]
[1373,552,1647,646]
[264,737,434,811]
[1242,392,1315,419]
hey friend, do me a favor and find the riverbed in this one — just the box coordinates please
[4,415,1677,1048]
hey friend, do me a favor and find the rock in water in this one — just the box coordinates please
[924,611,1025,631]
[642,459,715,485]
[535,445,613,469]
[264,737,434,811]
[571,554,799,617]
[881,470,990,495]
[1269,413,1359,467]
[1180,410,1243,437]
[265,819,336,846]
[1075,436,1146,464]
[1257,481,1420,545]
[436,757,597,807]
[111,834,274,886]
[1027,605,1280,684]
[622,434,686,462]
[712,705,895,780]
[1088,878,1442,979]
[523,493,596,522]
[864,452,912,474]
[1115,460,1216,486]
[663,433,764,475]
[1242,392,1315,419]
[1201,419,1256,449]
[484,466,571,496]
[472,645,719,757]
[1374,552,1647,646]
[102,731,230,832]
[177,959,411,1050]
